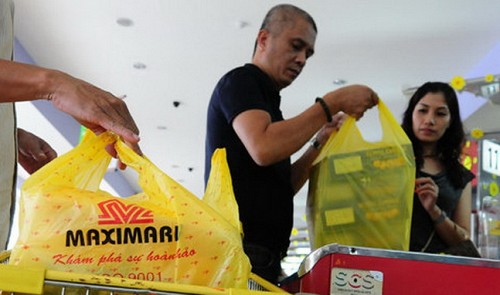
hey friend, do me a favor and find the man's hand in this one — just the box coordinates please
[314,112,347,145]
[48,72,143,168]
[323,84,378,119]
[0,60,142,169]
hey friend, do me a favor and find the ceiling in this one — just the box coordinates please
[10,0,500,271]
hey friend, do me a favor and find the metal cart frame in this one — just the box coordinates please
[0,251,289,295]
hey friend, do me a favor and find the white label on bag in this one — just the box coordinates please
[334,156,363,174]
[325,208,355,226]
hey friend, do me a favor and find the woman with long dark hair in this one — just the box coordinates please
[402,82,475,253]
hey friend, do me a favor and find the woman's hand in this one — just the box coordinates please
[415,177,441,218]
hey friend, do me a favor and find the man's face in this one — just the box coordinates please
[261,17,316,89]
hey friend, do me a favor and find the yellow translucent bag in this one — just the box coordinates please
[307,100,416,251]
[10,131,251,289]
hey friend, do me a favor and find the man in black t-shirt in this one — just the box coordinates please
[205,4,378,283]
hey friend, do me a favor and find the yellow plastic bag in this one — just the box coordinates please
[10,131,251,289]
[307,100,416,251]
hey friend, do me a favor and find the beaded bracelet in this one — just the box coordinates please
[315,97,332,122]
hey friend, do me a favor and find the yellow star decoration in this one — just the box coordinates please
[485,74,495,83]
[463,155,472,170]
[470,128,484,139]
[450,76,466,91]
[490,182,499,197]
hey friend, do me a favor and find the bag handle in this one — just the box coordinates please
[115,136,242,231]
[203,149,243,233]
[377,99,409,142]
[114,137,200,206]
[22,131,115,193]
[313,99,410,165]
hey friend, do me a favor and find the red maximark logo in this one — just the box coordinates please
[97,199,154,225]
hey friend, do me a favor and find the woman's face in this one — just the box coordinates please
[412,92,451,144]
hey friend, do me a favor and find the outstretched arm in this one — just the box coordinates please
[232,85,377,167]
[0,59,141,161]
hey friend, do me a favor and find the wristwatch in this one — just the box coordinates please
[433,210,447,225]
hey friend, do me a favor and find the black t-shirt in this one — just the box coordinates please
[410,165,475,253]
[205,64,294,253]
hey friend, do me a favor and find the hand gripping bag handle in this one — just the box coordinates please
[313,99,412,165]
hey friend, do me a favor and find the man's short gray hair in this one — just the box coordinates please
[260,4,317,36]
[252,4,317,55]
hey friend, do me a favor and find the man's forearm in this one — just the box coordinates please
[0,59,54,102]
[290,143,320,195]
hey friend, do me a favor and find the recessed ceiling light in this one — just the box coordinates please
[333,79,347,85]
[117,17,134,27]
[236,20,250,29]
[133,62,146,70]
